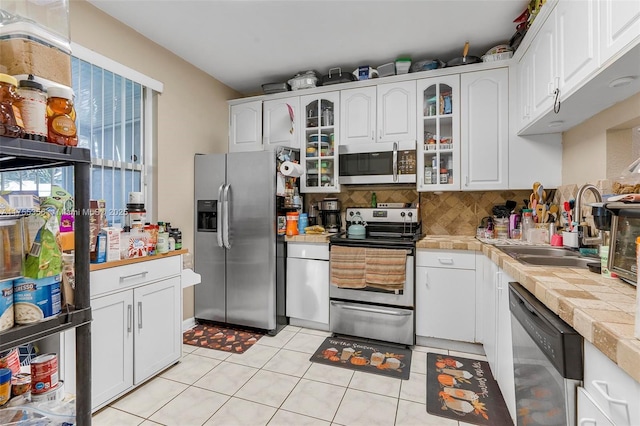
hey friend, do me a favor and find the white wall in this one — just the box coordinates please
[70,0,241,319]
[563,92,640,185]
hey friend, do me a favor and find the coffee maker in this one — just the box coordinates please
[320,198,341,233]
[308,201,321,227]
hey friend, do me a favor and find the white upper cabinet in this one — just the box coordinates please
[416,75,460,191]
[377,81,417,143]
[340,86,376,144]
[300,92,340,193]
[263,97,300,150]
[461,68,509,190]
[517,0,639,135]
[229,100,262,152]
[529,8,558,122]
[340,81,416,145]
[600,0,640,63]
[556,0,599,95]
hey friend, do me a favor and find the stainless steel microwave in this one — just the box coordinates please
[606,202,640,286]
[338,141,416,184]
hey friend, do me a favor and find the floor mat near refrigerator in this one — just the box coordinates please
[183,322,263,354]
[426,353,512,426]
[310,336,411,380]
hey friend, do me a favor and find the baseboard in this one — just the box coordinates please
[416,336,486,355]
[182,317,196,332]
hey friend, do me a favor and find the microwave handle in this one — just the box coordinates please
[392,142,398,182]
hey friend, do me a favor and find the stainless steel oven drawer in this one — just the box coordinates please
[330,300,414,345]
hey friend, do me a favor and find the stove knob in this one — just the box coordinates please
[400,212,406,217]
[408,212,413,217]
[349,211,354,216]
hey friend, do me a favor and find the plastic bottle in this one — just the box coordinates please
[371,192,377,208]
[298,213,308,234]
[0,73,25,138]
[286,212,299,236]
[16,75,47,141]
[46,86,77,146]
[521,209,535,242]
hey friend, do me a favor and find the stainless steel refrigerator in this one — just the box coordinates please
[194,151,287,335]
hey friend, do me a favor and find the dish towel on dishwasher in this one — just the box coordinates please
[330,246,366,288]
[364,248,407,290]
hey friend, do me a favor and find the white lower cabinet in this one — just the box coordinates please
[479,254,516,423]
[90,256,182,412]
[286,243,329,326]
[91,290,133,410]
[581,340,640,426]
[415,249,476,342]
[578,387,615,426]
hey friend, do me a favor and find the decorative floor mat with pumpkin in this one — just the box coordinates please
[426,353,511,426]
[310,336,411,380]
[183,322,263,354]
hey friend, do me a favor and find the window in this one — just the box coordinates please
[73,57,144,225]
[1,45,162,225]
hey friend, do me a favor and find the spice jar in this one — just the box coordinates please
[0,73,25,138]
[46,86,77,146]
[17,75,47,142]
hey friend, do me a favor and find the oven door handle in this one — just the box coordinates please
[331,301,411,316]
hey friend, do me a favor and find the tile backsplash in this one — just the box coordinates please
[306,188,531,236]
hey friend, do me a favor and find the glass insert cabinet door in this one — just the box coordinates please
[300,92,340,193]
[416,75,460,191]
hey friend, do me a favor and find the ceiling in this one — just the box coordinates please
[88,0,529,96]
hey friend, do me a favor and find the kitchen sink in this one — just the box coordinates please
[493,245,579,257]
[514,255,597,268]
[494,245,598,269]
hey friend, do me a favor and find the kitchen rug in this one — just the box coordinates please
[426,353,511,426]
[310,336,411,380]
[183,323,263,354]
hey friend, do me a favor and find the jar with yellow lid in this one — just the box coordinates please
[46,86,77,146]
[0,73,25,138]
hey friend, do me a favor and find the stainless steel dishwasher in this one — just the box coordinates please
[509,282,583,426]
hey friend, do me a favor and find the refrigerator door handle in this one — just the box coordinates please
[223,184,231,249]
[216,184,224,248]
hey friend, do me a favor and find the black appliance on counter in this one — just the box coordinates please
[604,201,639,286]
[329,207,421,346]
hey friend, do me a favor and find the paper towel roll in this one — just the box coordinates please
[280,161,304,177]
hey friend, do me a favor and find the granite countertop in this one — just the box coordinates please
[418,235,640,383]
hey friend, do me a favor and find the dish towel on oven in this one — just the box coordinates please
[364,248,407,290]
[330,246,366,289]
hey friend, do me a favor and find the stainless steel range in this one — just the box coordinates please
[329,207,421,346]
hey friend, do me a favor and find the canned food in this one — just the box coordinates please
[0,348,20,375]
[0,279,14,331]
[0,368,11,406]
[30,380,63,403]
[11,373,30,397]
[13,275,61,324]
[30,353,58,394]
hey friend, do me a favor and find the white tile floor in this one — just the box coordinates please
[92,326,489,426]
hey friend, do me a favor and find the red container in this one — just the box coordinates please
[0,348,20,376]
[30,353,58,394]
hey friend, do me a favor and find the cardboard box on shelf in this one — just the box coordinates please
[102,227,121,262]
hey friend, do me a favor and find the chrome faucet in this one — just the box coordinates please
[574,184,604,246]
